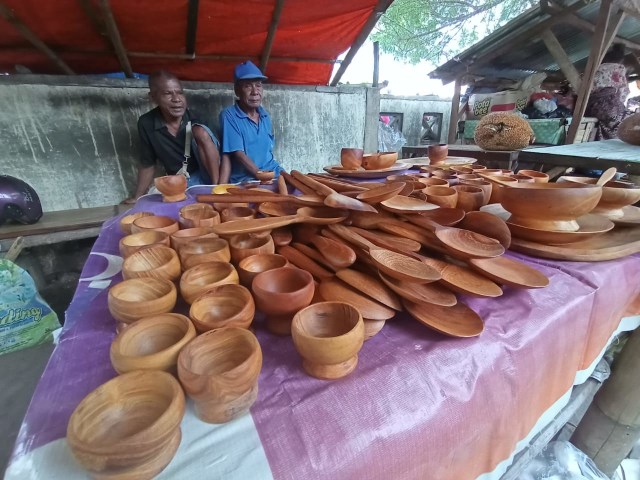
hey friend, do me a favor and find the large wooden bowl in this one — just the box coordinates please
[119,230,170,258]
[154,175,187,202]
[179,203,220,228]
[499,182,603,232]
[108,277,177,325]
[291,302,364,380]
[177,327,262,423]
[189,284,255,332]
[559,176,640,218]
[110,313,196,374]
[179,261,239,304]
[237,253,289,287]
[67,370,185,477]
[170,227,218,250]
[221,206,256,223]
[229,233,275,264]
[131,216,179,235]
[120,212,154,235]
[252,266,315,335]
[179,237,231,270]
[122,245,181,282]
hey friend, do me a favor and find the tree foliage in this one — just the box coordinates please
[372,0,538,65]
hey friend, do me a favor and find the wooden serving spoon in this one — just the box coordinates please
[403,208,466,227]
[415,217,505,258]
[291,170,378,212]
[307,174,369,193]
[290,242,338,272]
[280,170,317,195]
[467,256,549,288]
[356,182,406,204]
[319,278,397,320]
[347,226,423,255]
[380,195,439,213]
[378,271,457,307]
[278,175,288,195]
[596,167,617,186]
[335,269,403,311]
[278,245,334,280]
[308,234,357,268]
[419,255,503,297]
[196,193,325,206]
[458,211,511,249]
[327,224,441,283]
[403,299,484,337]
[259,202,298,217]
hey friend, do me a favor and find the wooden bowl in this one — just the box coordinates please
[499,182,603,231]
[453,184,485,212]
[428,143,448,164]
[108,278,177,325]
[154,175,187,202]
[252,267,315,335]
[179,261,239,304]
[110,313,196,374]
[450,166,475,175]
[459,178,492,205]
[179,237,230,270]
[471,165,488,172]
[170,227,217,250]
[256,170,275,183]
[122,245,181,282]
[177,327,262,423]
[558,176,640,218]
[237,253,289,287]
[221,206,256,223]
[120,212,153,235]
[431,170,459,185]
[488,175,518,204]
[457,173,480,181]
[518,169,549,183]
[291,302,364,380]
[131,215,179,235]
[341,148,364,169]
[362,151,397,170]
[229,233,275,263]
[179,203,220,228]
[509,173,535,183]
[418,177,449,188]
[189,284,255,332]
[67,370,185,477]
[119,231,170,258]
[424,186,458,208]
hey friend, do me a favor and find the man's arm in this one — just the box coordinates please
[220,154,231,184]
[122,165,155,204]
[192,125,221,184]
[229,150,260,176]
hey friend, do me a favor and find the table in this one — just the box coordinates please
[402,145,519,170]
[5,186,640,480]
[518,139,640,175]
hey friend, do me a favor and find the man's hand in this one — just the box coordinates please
[121,197,138,205]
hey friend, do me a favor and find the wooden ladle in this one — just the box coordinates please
[309,234,357,268]
[458,211,511,249]
[335,269,403,311]
[327,224,441,283]
[416,217,505,258]
[467,256,549,288]
[403,299,484,337]
[291,170,378,212]
[596,167,617,186]
[419,255,503,297]
[356,182,406,204]
[378,271,457,307]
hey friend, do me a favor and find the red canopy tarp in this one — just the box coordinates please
[0,0,382,84]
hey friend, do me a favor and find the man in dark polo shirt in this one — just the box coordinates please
[123,71,227,204]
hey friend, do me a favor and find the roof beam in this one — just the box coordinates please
[185,0,199,57]
[598,9,626,64]
[0,2,75,74]
[540,29,581,91]
[77,0,108,42]
[260,0,285,73]
[330,0,393,87]
[98,0,133,78]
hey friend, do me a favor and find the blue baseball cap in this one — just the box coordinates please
[234,61,268,82]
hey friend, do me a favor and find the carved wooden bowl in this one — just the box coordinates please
[120,212,154,235]
[428,144,448,164]
[341,148,364,169]
[66,370,185,477]
[178,237,231,270]
[459,178,492,206]
[179,203,220,228]
[362,151,397,170]
[509,173,535,183]
[179,261,239,304]
[170,227,217,250]
[221,206,256,223]
[418,177,449,188]
[119,230,170,258]
[424,186,458,208]
[122,245,182,282]
[189,284,255,332]
[177,327,262,423]
[291,302,365,380]
[110,313,196,374]
[255,170,275,183]
[252,266,315,335]
[131,215,179,235]
[559,176,640,218]
[488,175,518,204]
[154,175,187,202]
[229,233,275,264]
[518,169,549,183]
[108,277,177,325]
[453,184,485,212]
[237,253,289,287]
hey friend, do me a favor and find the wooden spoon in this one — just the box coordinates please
[597,167,617,186]
[278,175,288,195]
[307,174,369,192]
[196,192,325,206]
[347,226,422,256]
[319,278,397,320]
[291,170,378,212]
[336,269,403,311]
[356,182,406,204]
[278,245,334,280]
[379,272,457,307]
[380,195,439,213]
[419,255,503,297]
[458,211,511,249]
[327,224,441,283]
[309,234,357,268]
[404,208,466,227]
[403,299,484,337]
[280,170,317,195]
[467,256,549,288]
[290,242,338,272]
[259,202,299,217]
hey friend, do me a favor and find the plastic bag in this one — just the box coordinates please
[519,441,610,480]
[378,120,407,153]
[0,259,61,355]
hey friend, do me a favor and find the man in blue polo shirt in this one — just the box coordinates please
[220,61,284,183]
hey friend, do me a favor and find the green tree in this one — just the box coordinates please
[372,0,538,64]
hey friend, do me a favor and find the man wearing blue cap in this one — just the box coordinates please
[220,61,284,183]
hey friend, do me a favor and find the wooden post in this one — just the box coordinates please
[98,0,133,78]
[447,76,462,144]
[372,41,379,87]
[541,29,581,92]
[185,0,200,58]
[598,9,626,65]
[571,327,640,476]
[260,0,285,73]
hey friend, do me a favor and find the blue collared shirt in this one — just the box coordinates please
[220,103,283,183]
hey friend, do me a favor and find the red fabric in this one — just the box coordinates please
[0,0,377,84]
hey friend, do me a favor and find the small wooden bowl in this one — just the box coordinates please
[179,237,231,270]
[155,175,187,202]
[67,370,185,477]
[221,206,256,223]
[122,245,181,282]
[450,166,475,175]
[418,177,449,188]
[179,261,239,304]
[229,233,275,264]
[459,178,492,205]
[237,253,289,287]
[424,186,458,208]
[252,267,315,335]
[428,144,448,164]
[189,284,255,332]
[177,327,262,423]
[341,148,364,169]
[108,277,177,325]
[454,184,485,212]
[362,152,397,170]
[170,227,218,250]
[120,212,154,235]
[518,169,549,183]
[509,173,535,183]
[291,302,365,380]
[131,215,179,235]
[457,173,480,181]
[471,165,488,172]
[110,313,196,374]
[256,170,275,183]
[119,231,170,258]
[179,203,220,228]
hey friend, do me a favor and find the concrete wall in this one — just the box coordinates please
[0,76,367,212]
[380,95,452,147]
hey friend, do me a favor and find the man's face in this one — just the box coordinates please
[235,79,263,110]
[150,78,187,121]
